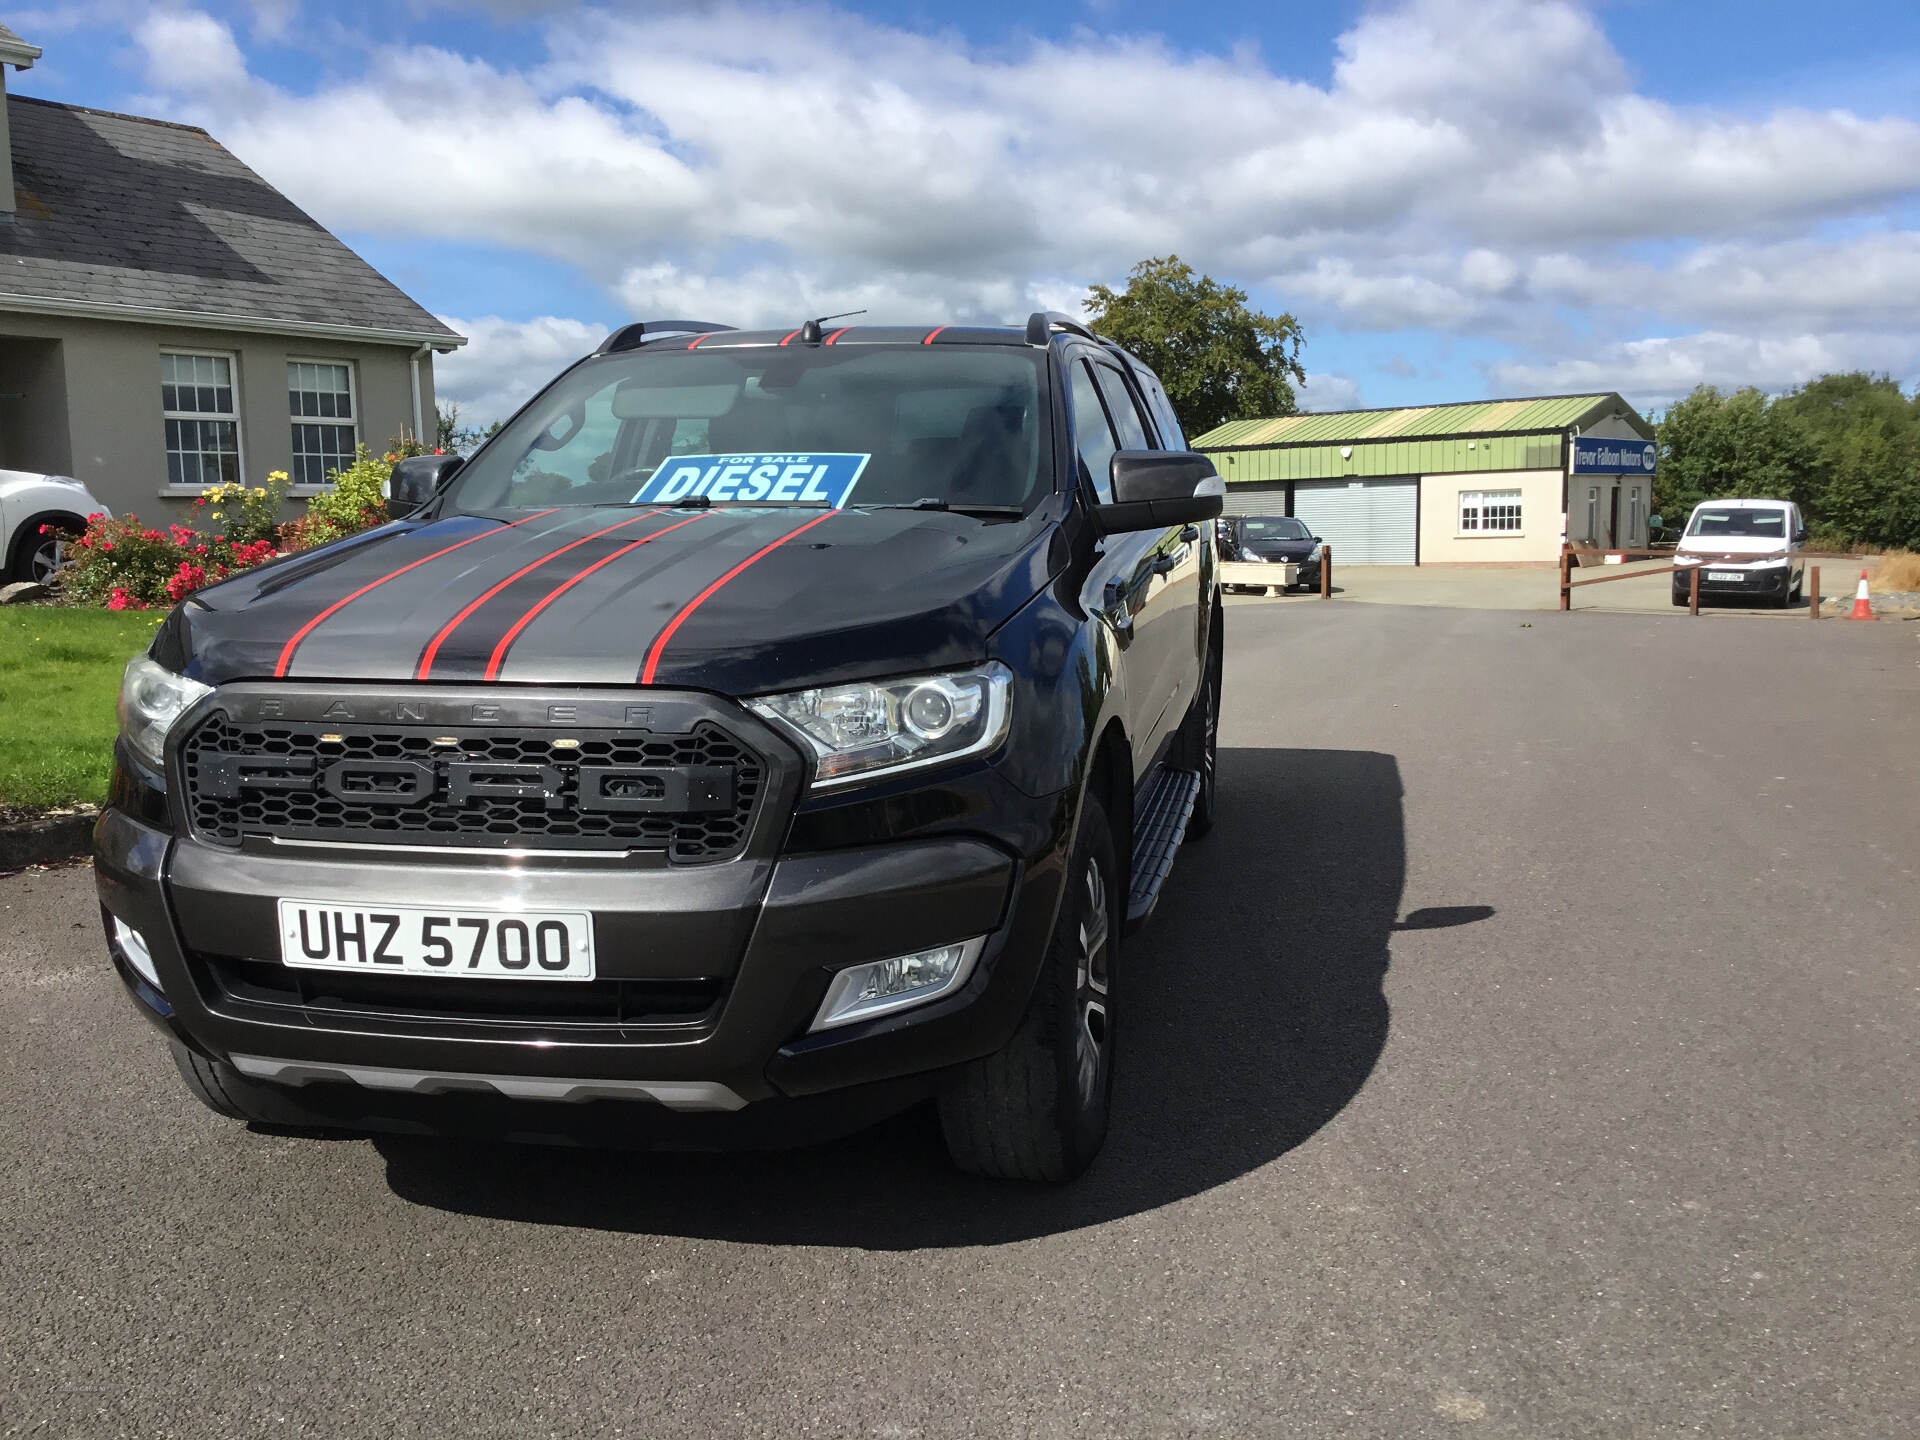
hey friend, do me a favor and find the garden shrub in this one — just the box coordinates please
[60,515,275,610]
[194,472,289,549]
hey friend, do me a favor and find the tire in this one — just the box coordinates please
[1178,639,1219,841]
[8,518,79,585]
[169,1040,315,1127]
[938,792,1118,1181]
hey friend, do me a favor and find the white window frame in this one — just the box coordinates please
[287,357,361,495]
[1457,487,1524,536]
[159,348,246,495]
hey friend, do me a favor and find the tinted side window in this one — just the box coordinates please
[1094,364,1151,452]
[1069,359,1119,503]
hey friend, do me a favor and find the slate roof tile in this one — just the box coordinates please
[0,96,459,343]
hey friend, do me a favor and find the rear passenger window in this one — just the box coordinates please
[1069,360,1119,502]
[1093,364,1151,452]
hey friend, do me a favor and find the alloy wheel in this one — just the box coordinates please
[28,534,65,585]
[1072,855,1111,1110]
[1201,664,1218,811]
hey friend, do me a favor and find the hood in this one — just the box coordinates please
[164,505,1057,694]
[1676,536,1790,559]
[1241,535,1316,558]
[0,468,95,504]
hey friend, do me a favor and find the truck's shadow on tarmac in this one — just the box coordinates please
[376,747,1412,1246]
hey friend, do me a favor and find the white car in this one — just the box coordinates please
[1671,498,1806,609]
[0,469,111,585]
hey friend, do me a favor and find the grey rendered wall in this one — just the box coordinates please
[0,310,427,521]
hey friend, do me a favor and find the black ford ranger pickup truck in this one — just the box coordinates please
[96,312,1224,1181]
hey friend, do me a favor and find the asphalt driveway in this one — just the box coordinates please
[3,604,1915,1438]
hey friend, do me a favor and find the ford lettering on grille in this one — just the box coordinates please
[180,712,762,860]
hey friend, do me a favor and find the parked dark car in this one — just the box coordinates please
[1221,514,1321,591]
[95,312,1225,1182]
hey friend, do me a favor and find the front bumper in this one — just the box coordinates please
[96,773,1075,1132]
[1672,563,1793,600]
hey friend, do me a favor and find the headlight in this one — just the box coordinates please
[748,662,1012,788]
[118,655,211,770]
[1307,543,1323,560]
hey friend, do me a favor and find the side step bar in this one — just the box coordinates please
[1126,765,1202,931]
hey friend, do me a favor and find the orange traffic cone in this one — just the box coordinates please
[1848,568,1875,621]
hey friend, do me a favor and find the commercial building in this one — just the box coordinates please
[1190,392,1657,565]
[0,23,463,521]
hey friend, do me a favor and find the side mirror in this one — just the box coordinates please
[1793,527,1808,544]
[388,454,464,518]
[1096,451,1224,533]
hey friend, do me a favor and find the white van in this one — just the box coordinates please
[1671,498,1806,608]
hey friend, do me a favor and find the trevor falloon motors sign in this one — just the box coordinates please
[1571,437,1658,475]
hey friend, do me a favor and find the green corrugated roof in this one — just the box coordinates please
[1192,393,1632,449]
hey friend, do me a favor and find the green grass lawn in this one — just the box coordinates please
[0,607,164,809]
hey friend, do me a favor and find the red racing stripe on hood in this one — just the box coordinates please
[414,511,673,680]
[273,509,560,678]
[484,510,714,680]
[639,510,836,684]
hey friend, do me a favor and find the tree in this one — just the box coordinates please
[1774,373,1920,548]
[1653,376,1920,550]
[1083,256,1305,438]
[435,403,501,455]
[1652,385,1816,524]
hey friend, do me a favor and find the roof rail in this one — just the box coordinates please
[1024,310,1100,347]
[597,320,736,354]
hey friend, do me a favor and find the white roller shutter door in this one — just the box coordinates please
[1291,477,1418,565]
[1221,482,1288,518]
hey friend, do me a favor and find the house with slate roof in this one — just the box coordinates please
[0,22,463,520]
[1191,393,1658,565]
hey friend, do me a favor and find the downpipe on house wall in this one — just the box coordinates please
[409,342,432,443]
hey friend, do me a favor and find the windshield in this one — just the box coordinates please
[443,346,1051,513]
[1686,507,1788,538]
[1241,516,1311,540]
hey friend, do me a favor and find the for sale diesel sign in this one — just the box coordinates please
[1572,437,1658,475]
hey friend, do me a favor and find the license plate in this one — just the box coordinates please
[277,900,595,980]
[1707,571,1745,583]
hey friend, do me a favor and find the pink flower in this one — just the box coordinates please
[165,561,208,602]
[107,587,134,611]
[101,540,115,552]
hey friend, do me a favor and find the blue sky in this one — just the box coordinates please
[13,0,1920,423]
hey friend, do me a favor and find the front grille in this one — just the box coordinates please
[202,953,722,1028]
[180,711,764,860]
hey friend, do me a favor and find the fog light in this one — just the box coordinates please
[810,937,986,1031]
[112,917,161,990]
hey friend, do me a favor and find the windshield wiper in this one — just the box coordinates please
[597,495,711,508]
[882,499,1027,517]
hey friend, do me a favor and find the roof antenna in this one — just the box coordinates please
[800,309,866,344]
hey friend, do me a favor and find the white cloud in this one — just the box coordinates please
[133,9,259,101]
[433,315,608,427]
[1488,331,1916,411]
[113,1,1920,401]
[1299,373,1364,412]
